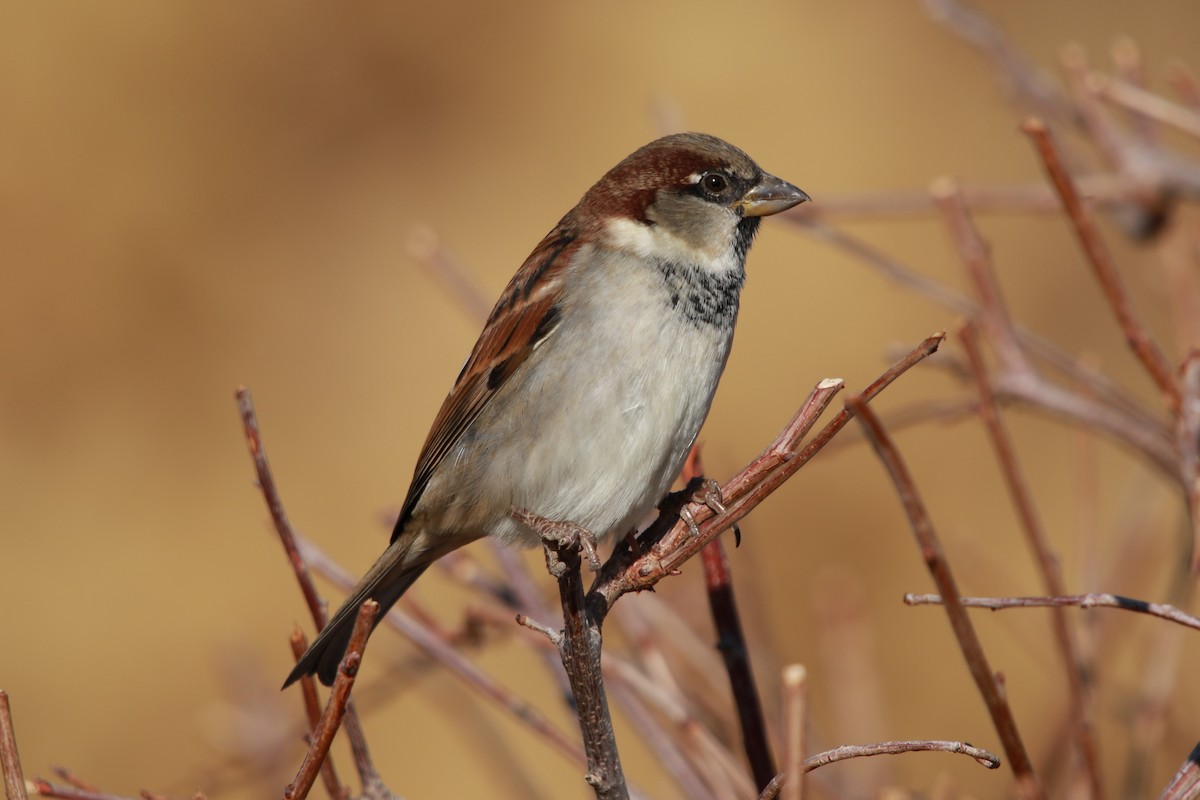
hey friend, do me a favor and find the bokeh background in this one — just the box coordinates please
[3,2,1199,798]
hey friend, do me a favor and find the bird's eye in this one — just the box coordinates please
[701,173,729,194]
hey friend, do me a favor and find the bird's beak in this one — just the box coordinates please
[738,173,811,217]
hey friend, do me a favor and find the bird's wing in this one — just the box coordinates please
[392,224,580,541]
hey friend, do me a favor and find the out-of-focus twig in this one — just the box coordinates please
[849,397,1044,799]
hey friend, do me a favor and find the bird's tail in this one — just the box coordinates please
[283,537,431,688]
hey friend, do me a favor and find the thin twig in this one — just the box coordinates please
[780,665,807,800]
[289,629,347,800]
[235,387,387,796]
[1021,118,1181,413]
[758,740,1002,799]
[903,592,1200,631]
[931,179,1027,373]
[25,782,144,800]
[1176,352,1200,572]
[0,692,28,800]
[1158,741,1200,800]
[285,601,379,800]
[848,398,1044,799]
[1093,72,1200,141]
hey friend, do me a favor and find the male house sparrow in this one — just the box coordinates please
[286,133,808,686]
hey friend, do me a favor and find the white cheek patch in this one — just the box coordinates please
[604,217,741,275]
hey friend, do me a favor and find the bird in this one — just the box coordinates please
[285,132,808,687]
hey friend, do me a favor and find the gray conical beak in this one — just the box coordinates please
[739,173,810,217]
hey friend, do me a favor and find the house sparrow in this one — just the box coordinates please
[286,132,808,687]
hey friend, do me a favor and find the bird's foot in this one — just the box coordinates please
[511,507,602,576]
[681,478,740,546]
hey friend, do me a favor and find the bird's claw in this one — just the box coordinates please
[511,507,602,575]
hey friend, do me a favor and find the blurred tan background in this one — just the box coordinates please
[3,2,1199,798]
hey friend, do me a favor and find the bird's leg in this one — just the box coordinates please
[511,507,602,575]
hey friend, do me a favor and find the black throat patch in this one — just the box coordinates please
[655,256,746,330]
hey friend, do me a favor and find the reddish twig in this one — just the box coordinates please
[1177,352,1200,572]
[903,592,1200,631]
[1158,741,1200,800]
[289,629,348,800]
[848,397,1044,799]
[1021,118,1181,413]
[931,180,1027,373]
[285,601,380,800]
[235,387,389,797]
[236,387,327,629]
[26,782,141,800]
[1,691,28,800]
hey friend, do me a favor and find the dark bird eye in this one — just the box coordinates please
[701,173,728,194]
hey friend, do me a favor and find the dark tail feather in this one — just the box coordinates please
[283,562,429,688]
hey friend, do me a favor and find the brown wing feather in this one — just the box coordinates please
[391,225,580,542]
